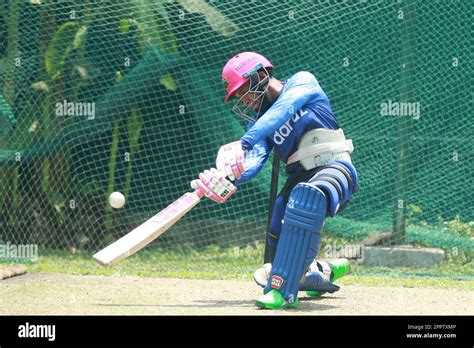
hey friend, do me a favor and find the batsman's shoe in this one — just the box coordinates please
[253,263,272,288]
[254,259,347,287]
[306,258,350,297]
[256,289,299,310]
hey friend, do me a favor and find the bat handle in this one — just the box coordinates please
[190,179,206,199]
[193,188,205,199]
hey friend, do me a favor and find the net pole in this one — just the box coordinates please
[393,0,416,244]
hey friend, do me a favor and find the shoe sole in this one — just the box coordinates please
[255,300,299,310]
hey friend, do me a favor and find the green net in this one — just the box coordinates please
[0,1,472,268]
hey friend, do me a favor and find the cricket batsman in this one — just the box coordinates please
[190,52,359,309]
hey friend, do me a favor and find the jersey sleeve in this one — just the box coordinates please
[234,137,273,186]
[240,71,322,150]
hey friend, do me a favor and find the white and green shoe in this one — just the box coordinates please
[306,258,350,297]
[256,289,299,310]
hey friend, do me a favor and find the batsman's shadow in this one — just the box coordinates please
[94,299,338,312]
[167,299,339,312]
[300,295,346,301]
[95,300,253,308]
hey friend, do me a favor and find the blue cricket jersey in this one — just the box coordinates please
[236,71,339,185]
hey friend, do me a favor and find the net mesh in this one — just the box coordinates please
[0,1,472,266]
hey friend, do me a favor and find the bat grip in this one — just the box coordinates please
[193,188,205,199]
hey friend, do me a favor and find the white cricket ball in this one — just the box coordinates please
[109,191,125,209]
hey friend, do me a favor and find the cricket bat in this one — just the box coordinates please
[93,190,203,265]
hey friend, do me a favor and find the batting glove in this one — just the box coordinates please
[190,168,237,204]
[216,141,245,181]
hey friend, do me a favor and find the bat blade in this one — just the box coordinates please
[93,191,201,266]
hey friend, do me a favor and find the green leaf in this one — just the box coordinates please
[119,18,141,34]
[153,6,178,53]
[31,81,49,92]
[0,92,16,127]
[119,18,132,34]
[127,108,143,151]
[159,73,177,91]
[124,108,143,197]
[45,22,88,79]
[130,0,178,54]
[115,71,124,83]
[73,26,87,48]
[176,0,239,37]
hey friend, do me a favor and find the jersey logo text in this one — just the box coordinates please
[273,109,308,145]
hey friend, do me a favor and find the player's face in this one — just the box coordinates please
[229,70,270,122]
[234,82,262,112]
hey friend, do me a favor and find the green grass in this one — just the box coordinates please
[1,241,472,291]
[26,244,265,280]
[347,253,474,290]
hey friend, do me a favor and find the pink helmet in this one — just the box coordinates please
[222,52,273,103]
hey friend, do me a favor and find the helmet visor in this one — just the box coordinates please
[230,67,270,122]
